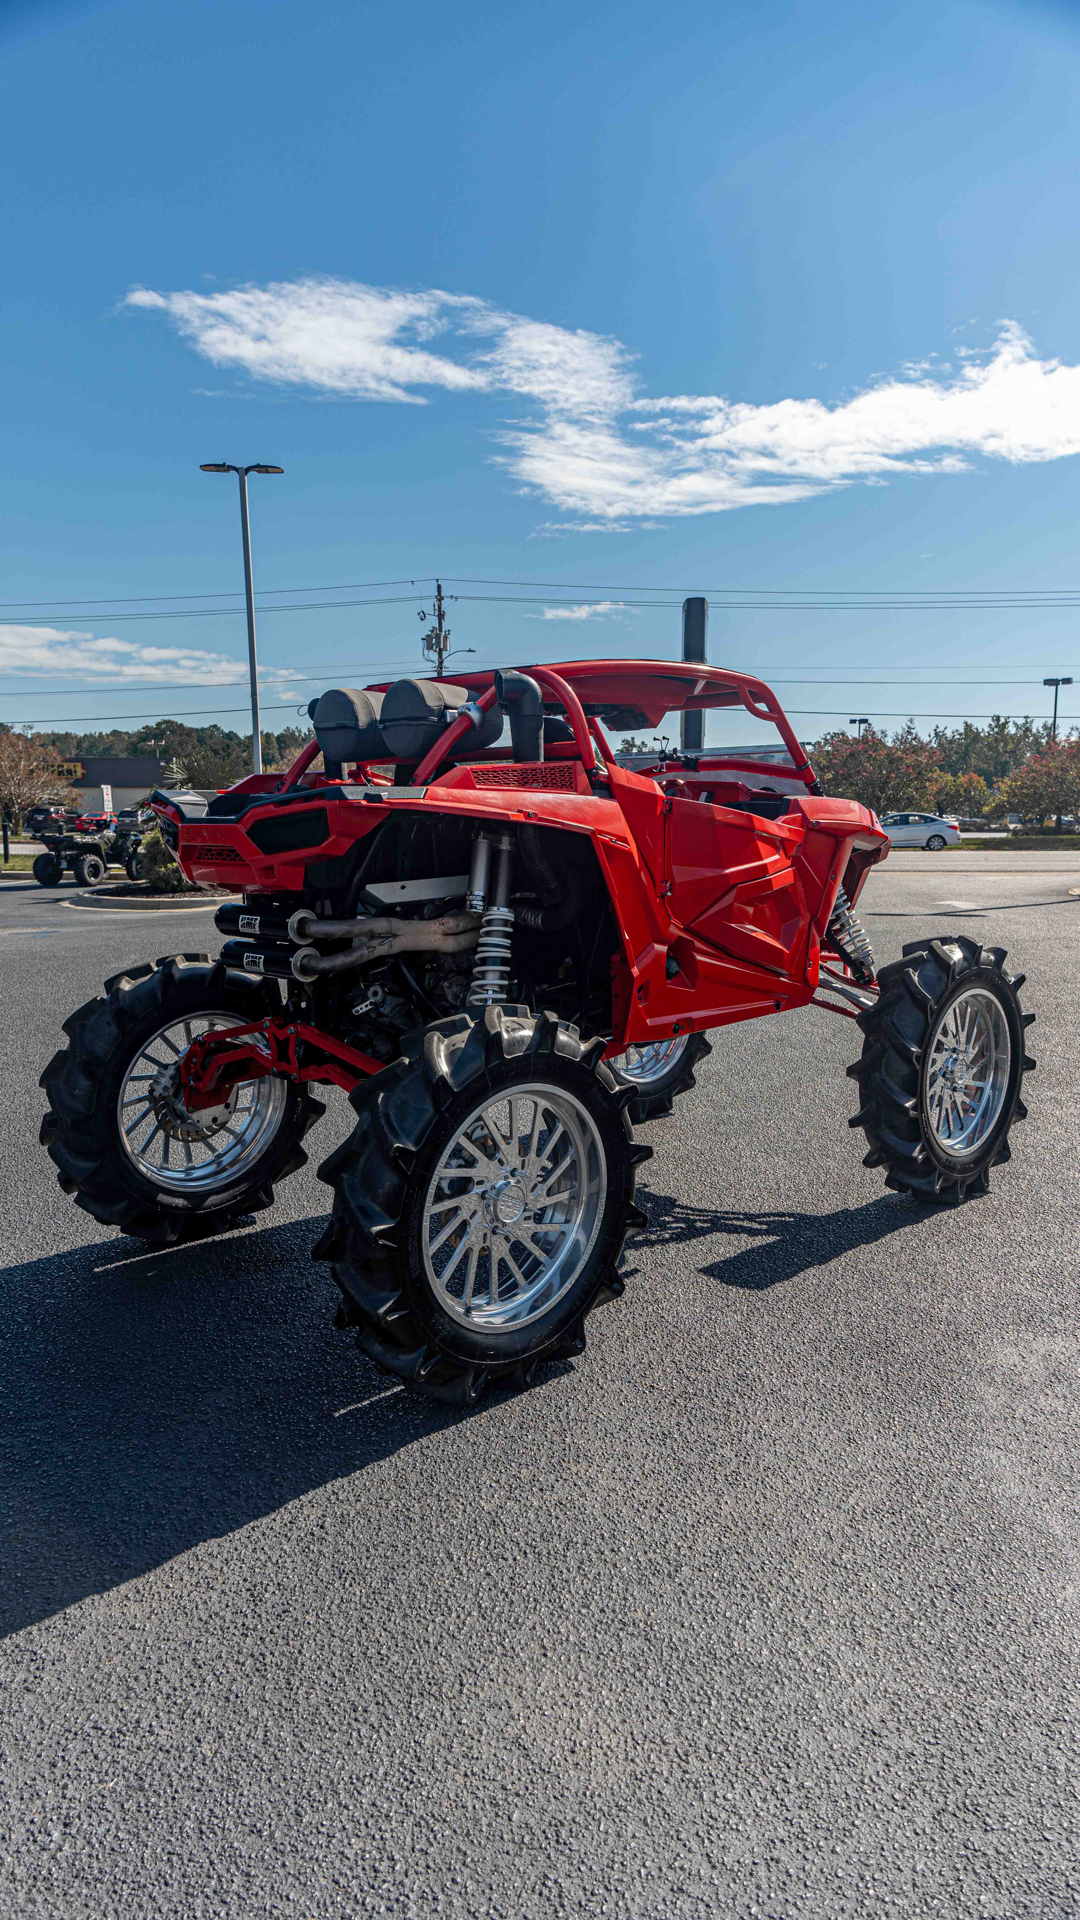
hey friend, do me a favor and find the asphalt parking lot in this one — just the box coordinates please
[2,856,1079,1920]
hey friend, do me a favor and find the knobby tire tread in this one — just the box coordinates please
[848,934,1033,1203]
[315,1004,651,1407]
[40,954,324,1242]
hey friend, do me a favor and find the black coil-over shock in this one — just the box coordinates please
[466,830,516,1007]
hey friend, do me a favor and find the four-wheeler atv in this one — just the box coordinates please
[31,809,145,886]
[40,660,1034,1405]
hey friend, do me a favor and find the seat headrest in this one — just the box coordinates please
[309,688,386,764]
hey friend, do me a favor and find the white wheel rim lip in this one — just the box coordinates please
[117,1011,287,1193]
[422,1083,607,1332]
[610,1033,690,1086]
[923,986,1011,1160]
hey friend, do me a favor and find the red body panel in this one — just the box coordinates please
[160,660,888,1062]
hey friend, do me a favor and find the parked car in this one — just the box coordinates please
[25,803,80,838]
[879,812,961,850]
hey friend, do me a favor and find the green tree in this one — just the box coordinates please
[1001,739,1080,831]
[929,716,1048,784]
[930,769,991,820]
[811,724,940,814]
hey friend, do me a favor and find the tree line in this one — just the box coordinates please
[0,718,311,822]
[811,717,1079,827]
[1,710,1077,831]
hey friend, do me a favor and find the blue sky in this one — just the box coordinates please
[4,0,1080,748]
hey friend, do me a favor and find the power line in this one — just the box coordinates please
[24,698,1077,729]
[9,569,1080,613]
[9,583,1080,627]
[0,579,432,611]
[1,593,428,627]
[5,670,1077,700]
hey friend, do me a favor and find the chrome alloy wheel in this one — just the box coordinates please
[609,1034,690,1085]
[117,1012,288,1193]
[422,1085,607,1331]
[923,986,1011,1159]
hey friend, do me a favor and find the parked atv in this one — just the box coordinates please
[40,661,1034,1404]
[31,808,146,886]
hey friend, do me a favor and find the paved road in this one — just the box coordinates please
[2,861,1078,1919]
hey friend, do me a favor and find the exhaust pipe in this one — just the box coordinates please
[289,911,481,980]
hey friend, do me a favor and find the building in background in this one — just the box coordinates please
[64,756,164,813]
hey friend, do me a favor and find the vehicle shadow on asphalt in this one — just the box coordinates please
[632,1189,922,1290]
[0,1216,455,1640]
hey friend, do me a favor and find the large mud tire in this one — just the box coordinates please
[608,1030,713,1123]
[849,936,1033,1203]
[40,954,325,1242]
[316,1005,650,1406]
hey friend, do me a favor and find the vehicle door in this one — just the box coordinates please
[883,812,914,845]
[664,794,808,976]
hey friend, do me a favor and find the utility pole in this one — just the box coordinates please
[419,581,474,677]
[680,597,708,752]
[200,461,284,774]
[420,581,451,675]
[1043,676,1072,741]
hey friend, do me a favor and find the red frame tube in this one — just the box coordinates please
[526,665,596,769]
[413,684,501,785]
[279,737,322,791]
[180,1016,383,1108]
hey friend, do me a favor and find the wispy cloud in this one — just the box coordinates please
[538,601,629,621]
[0,626,251,684]
[127,280,1080,526]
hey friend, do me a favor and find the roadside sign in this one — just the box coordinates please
[100,784,113,812]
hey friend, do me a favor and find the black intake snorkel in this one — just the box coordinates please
[494,669,544,763]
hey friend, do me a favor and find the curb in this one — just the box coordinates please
[62,888,228,911]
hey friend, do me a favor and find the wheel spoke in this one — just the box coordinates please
[522,1101,544,1179]
[429,1206,473,1257]
[501,1246,531,1292]
[533,1149,577,1202]
[461,1238,480,1312]
[454,1135,499,1176]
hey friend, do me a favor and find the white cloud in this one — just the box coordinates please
[539,601,629,621]
[0,626,251,684]
[127,281,1080,525]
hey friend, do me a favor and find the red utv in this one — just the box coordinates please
[40,661,1033,1404]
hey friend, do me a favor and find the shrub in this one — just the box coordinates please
[138,827,191,893]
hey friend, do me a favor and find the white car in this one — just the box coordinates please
[879,811,961,850]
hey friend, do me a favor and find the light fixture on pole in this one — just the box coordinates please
[200,462,284,774]
[850,717,870,737]
[1043,676,1073,741]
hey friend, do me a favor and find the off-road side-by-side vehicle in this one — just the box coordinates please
[40,661,1034,1404]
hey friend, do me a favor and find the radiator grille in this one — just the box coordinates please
[194,844,245,863]
[470,763,578,790]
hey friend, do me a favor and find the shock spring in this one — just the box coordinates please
[826,884,876,984]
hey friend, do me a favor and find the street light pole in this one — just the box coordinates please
[201,461,284,775]
[1043,676,1073,741]
[850,717,870,738]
